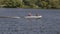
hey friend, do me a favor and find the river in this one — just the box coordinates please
[0,8,60,34]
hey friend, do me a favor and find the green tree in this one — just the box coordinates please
[1,0,23,8]
[0,0,60,9]
[48,0,60,8]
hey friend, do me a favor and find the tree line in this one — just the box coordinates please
[0,0,60,9]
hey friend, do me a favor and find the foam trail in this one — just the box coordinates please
[0,16,20,19]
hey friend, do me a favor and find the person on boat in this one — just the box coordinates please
[36,13,40,16]
[28,13,32,16]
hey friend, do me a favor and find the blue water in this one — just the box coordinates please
[0,8,60,34]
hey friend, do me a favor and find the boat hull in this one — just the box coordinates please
[24,16,42,19]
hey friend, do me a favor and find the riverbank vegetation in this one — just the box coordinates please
[0,0,60,9]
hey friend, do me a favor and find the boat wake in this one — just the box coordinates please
[0,16,20,19]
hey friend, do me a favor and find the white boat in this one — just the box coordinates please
[24,16,42,19]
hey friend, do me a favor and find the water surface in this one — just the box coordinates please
[0,8,60,34]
